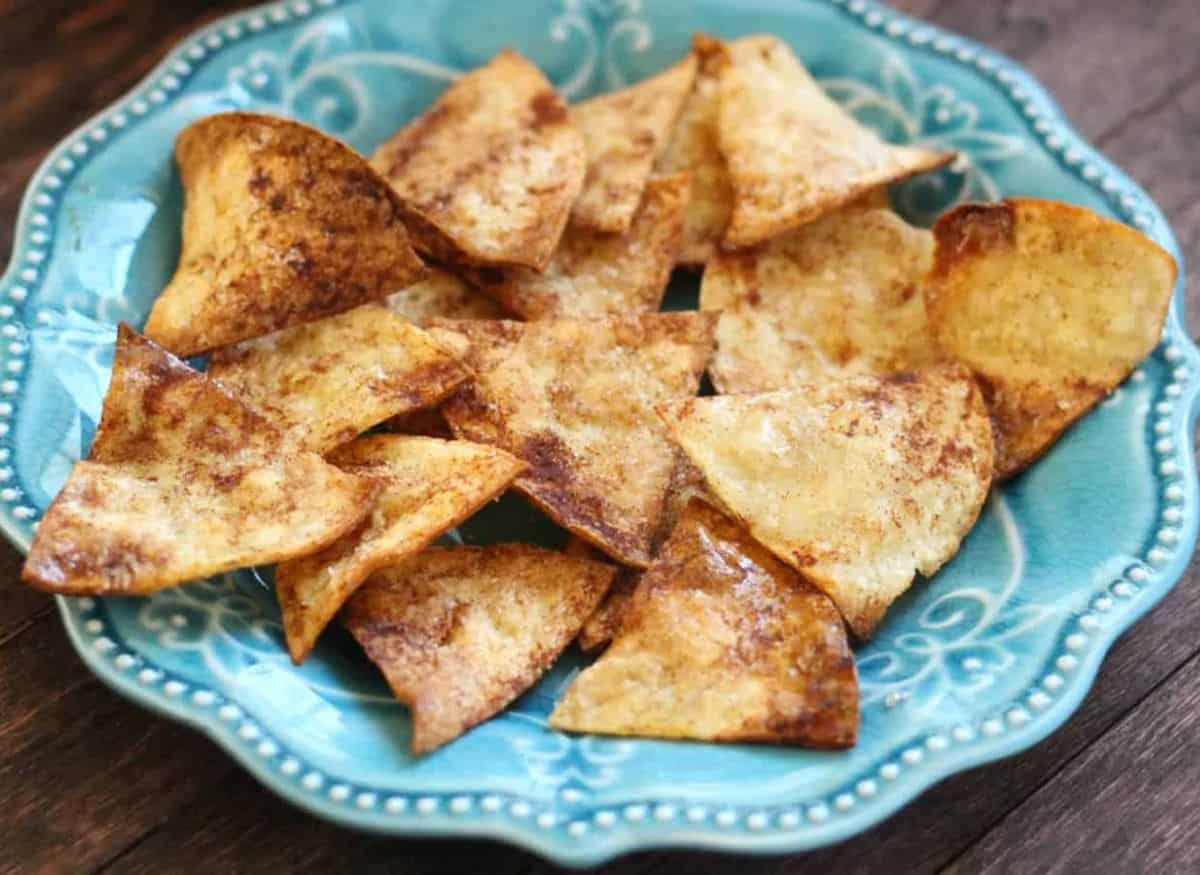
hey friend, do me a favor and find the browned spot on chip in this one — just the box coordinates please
[143,113,427,356]
[551,500,858,747]
[931,200,1017,274]
[343,544,615,754]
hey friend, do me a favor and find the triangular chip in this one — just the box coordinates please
[927,199,1178,479]
[276,435,525,663]
[207,304,469,455]
[702,203,939,393]
[371,50,585,270]
[469,174,689,319]
[384,267,504,324]
[571,55,697,233]
[343,544,616,754]
[144,112,427,356]
[661,365,993,638]
[22,326,376,595]
[716,36,954,247]
[436,312,716,566]
[550,499,858,746]
[654,35,732,265]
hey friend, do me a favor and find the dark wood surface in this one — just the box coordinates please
[2,1,1198,873]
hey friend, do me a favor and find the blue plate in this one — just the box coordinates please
[3,0,1196,866]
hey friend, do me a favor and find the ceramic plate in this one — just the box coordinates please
[3,0,1197,866]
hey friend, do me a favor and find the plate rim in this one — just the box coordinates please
[4,0,1198,865]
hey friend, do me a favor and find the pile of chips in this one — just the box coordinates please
[24,35,1177,754]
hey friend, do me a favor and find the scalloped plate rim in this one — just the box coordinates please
[2,0,1197,866]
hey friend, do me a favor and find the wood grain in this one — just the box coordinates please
[0,612,237,875]
[0,2,1197,874]
[91,769,540,875]
[943,647,1200,874]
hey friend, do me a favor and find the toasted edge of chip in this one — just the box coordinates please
[927,198,1179,479]
[371,50,585,271]
[207,304,469,454]
[23,325,378,596]
[342,543,616,753]
[144,112,428,356]
[571,54,698,233]
[550,499,859,746]
[276,434,526,663]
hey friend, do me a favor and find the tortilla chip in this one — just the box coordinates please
[372,50,585,270]
[702,204,939,393]
[343,544,615,753]
[143,113,427,356]
[550,499,858,746]
[207,304,468,455]
[661,365,993,638]
[385,267,505,324]
[571,55,697,233]
[22,326,377,596]
[276,435,525,663]
[469,174,689,319]
[716,36,954,247]
[435,312,716,567]
[928,198,1178,479]
[655,35,732,265]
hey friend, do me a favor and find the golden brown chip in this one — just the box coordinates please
[654,35,732,265]
[343,544,615,754]
[927,198,1178,479]
[384,267,505,324]
[550,499,858,746]
[661,365,993,638]
[571,55,697,233]
[276,435,525,663]
[143,113,427,356]
[372,50,585,270]
[22,326,377,596]
[716,36,954,247]
[435,312,716,567]
[469,174,689,319]
[207,305,468,455]
[702,204,939,393]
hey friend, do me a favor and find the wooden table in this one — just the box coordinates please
[3,1,1198,872]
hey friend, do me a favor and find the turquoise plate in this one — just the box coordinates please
[3,0,1196,866]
